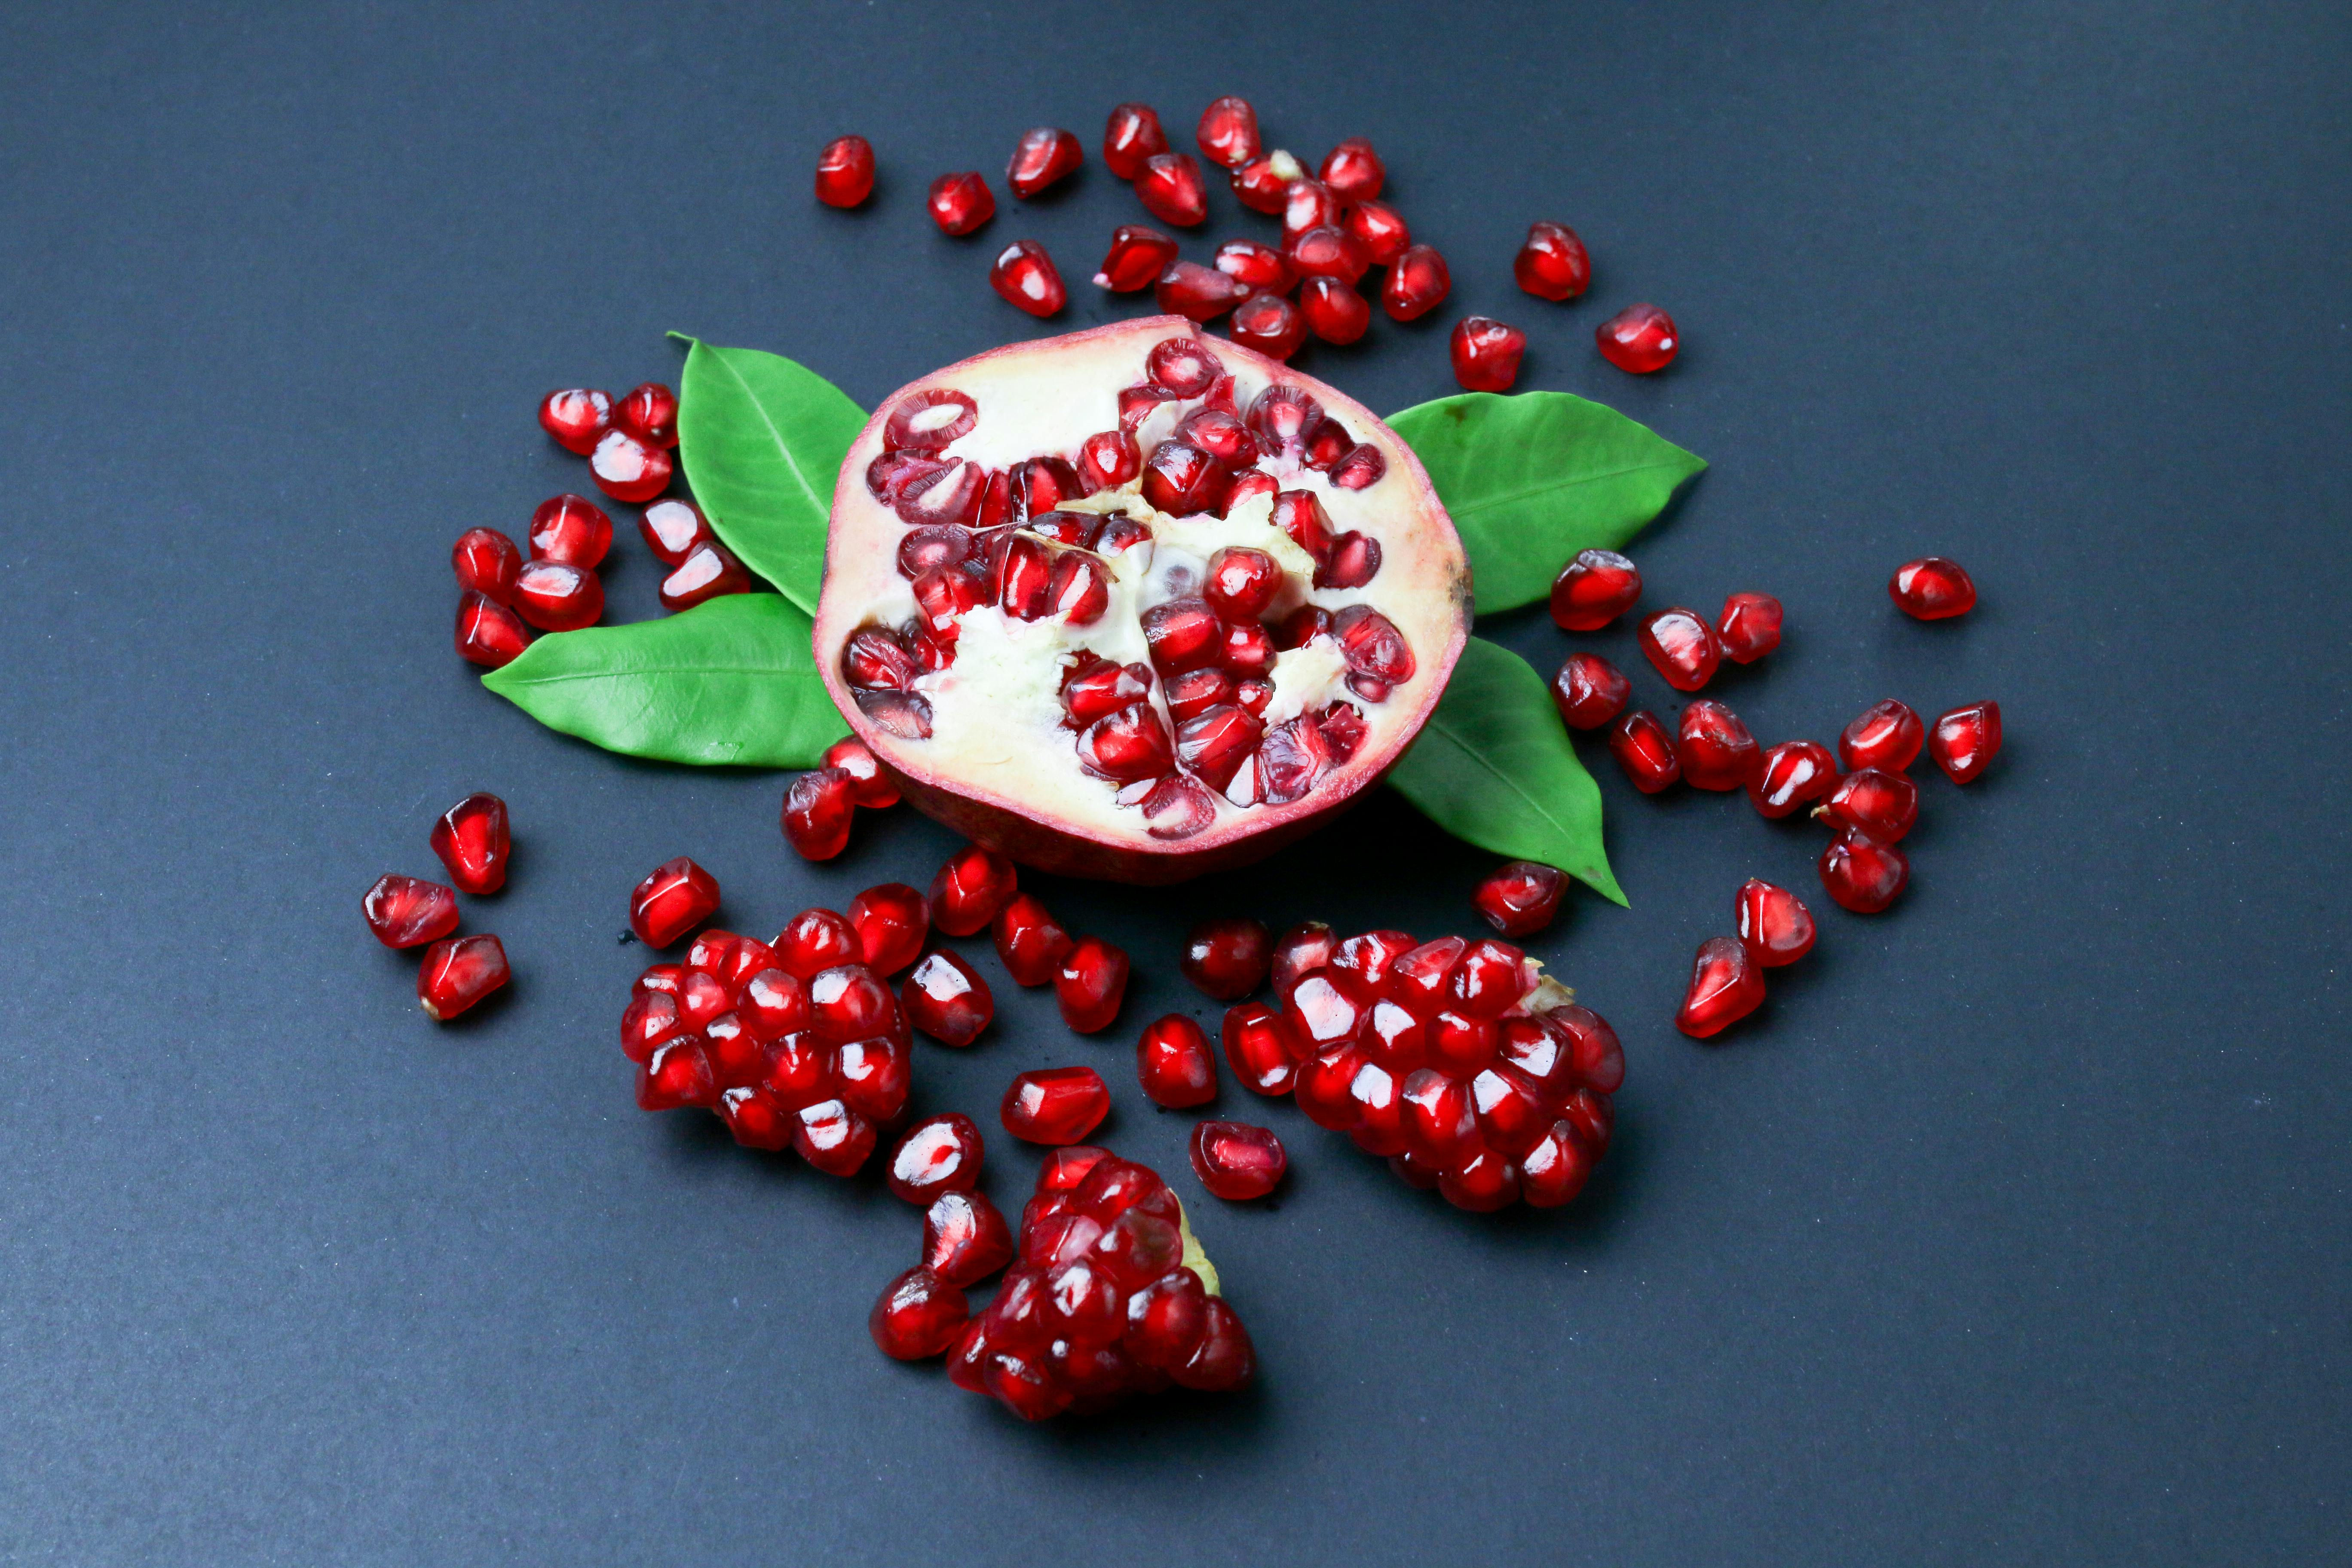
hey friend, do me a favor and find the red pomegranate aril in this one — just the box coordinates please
[1195,95,1260,168]
[870,1266,969,1360]
[1749,740,1841,818]
[1007,127,1082,198]
[1153,261,1249,322]
[990,239,1066,317]
[1177,704,1265,791]
[1817,767,1919,842]
[1002,1066,1111,1145]
[1382,245,1451,321]
[1839,698,1926,772]
[990,894,1072,988]
[1677,700,1763,790]
[1222,1001,1305,1095]
[1271,921,1338,1002]
[842,885,925,977]
[882,388,978,454]
[1638,606,1722,691]
[901,950,993,1047]
[1047,552,1113,626]
[814,134,875,207]
[1451,317,1526,392]
[1318,137,1382,201]
[1890,556,1977,619]
[1549,549,1642,631]
[1190,1122,1285,1200]
[1345,200,1410,265]
[842,626,918,691]
[1181,917,1271,1001]
[1299,276,1371,344]
[807,964,896,1047]
[1135,152,1208,226]
[1676,935,1764,1039]
[1077,704,1175,782]
[417,933,509,1020]
[1551,652,1631,730]
[1213,238,1292,294]
[362,873,459,949]
[1218,621,1277,678]
[1103,102,1168,179]
[1288,225,1368,285]
[1736,879,1816,968]
[1228,292,1305,361]
[1515,220,1591,300]
[930,845,1017,937]
[1166,668,1236,723]
[1820,830,1910,913]
[1282,178,1341,242]
[1473,861,1569,937]
[456,590,531,667]
[1201,546,1280,623]
[513,559,603,632]
[1146,336,1222,396]
[927,171,995,236]
[1054,937,1129,1035]
[884,1114,984,1208]
[1124,1017,1216,1112]
[538,388,610,454]
[429,792,509,895]
[453,528,521,602]
[1328,444,1387,490]
[1063,656,1154,725]
[795,1097,881,1176]
[629,856,719,948]
[1076,428,1142,493]
[782,768,857,860]
[1718,592,1783,664]
[637,498,711,565]
[1231,149,1303,212]
[824,737,899,809]
[1092,229,1180,297]
[589,426,672,504]
[925,1189,1014,1286]
[774,907,861,980]
[614,382,678,447]
[1609,710,1682,792]
[1140,597,1223,675]
[1597,303,1679,374]
[1929,701,2003,784]
[1314,532,1382,591]
[1332,603,1416,684]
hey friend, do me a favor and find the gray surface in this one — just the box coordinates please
[2,3,2346,1562]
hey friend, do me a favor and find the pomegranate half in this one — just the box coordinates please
[814,316,1470,883]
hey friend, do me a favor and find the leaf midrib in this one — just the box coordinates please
[1444,457,1698,523]
[703,343,825,524]
[1420,713,1586,851]
[491,661,812,686]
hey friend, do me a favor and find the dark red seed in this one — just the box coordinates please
[1231,149,1303,213]
[930,845,1017,937]
[538,388,610,454]
[1190,1121,1286,1200]
[452,528,521,601]
[902,949,994,1047]
[1551,652,1630,729]
[1222,1001,1305,1096]
[773,907,860,980]
[992,894,1074,987]
[513,559,603,632]
[815,135,875,207]
[824,737,899,809]
[362,873,459,949]
[1451,317,1526,392]
[1820,830,1910,914]
[1331,603,1415,683]
[1078,428,1142,491]
[1229,293,1305,361]
[1076,704,1174,781]
[1213,238,1292,294]
[927,171,995,235]
[638,498,712,565]
[1717,592,1782,664]
[1609,711,1681,792]
[455,591,531,668]
[1282,178,1341,242]
[1473,861,1568,937]
[1382,245,1451,321]
[615,383,678,447]
[1001,1066,1111,1145]
[1196,95,1260,168]
[870,1266,968,1360]
[1288,225,1368,285]
[1550,548,1642,631]
[1153,260,1249,322]
[629,857,717,948]
[1202,547,1280,623]
[1298,277,1370,344]
[1890,557,1977,619]
[1093,224,1179,291]
[1749,741,1841,818]
[1138,1015,1220,1108]
[1638,607,1721,692]
[1146,336,1222,396]
[990,239,1066,317]
[1327,444,1386,490]
[1318,137,1383,202]
[1515,220,1591,300]
[924,1189,1014,1286]
[888,1113,985,1204]
[1838,699,1926,772]
[1135,152,1208,227]
[1929,701,2003,784]
[1675,935,1764,1040]
[1816,767,1919,842]
[1055,937,1130,1034]
[588,427,672,504]
[1736,879,1816,968]
[1346,200,1410,265]
[417,933,509,1020]
[1103,103,1169,180]
[1677,700,1762,790]
[847,882,926,974]
[1182,917,1272,1001]
[1269,489,1334,557]
[1597,303,1679,373]
[660,540,749,612]
[1140,597,1225,674]
[429,792,509,895]
[1007,127,1082,198]
[1270,921,1337,1003]
[1314,532,1382,590]
[782,768,857,860]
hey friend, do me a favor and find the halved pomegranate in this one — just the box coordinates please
[815,317,1471,883]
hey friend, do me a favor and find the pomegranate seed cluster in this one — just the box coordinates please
[361,791,515,1022]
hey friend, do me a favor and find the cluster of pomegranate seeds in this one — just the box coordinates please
[1678,879,1816,1039]
[364,792,514,1021]
[1191,1121,1286,1200]
[782,736,900,860]
[815,135,876,208]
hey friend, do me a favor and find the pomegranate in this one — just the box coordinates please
[871,1267,969,1360]
[1382,245,1451,321]
[1229,293,1305,361]
[1001,1066,1111,1145]
[1608,711,1681,792]
[1820,830,1909,913]
[1749,740,1840,819]
[1299,277,1371,344]
[659,540,749,611]
[814,135,875,207]
[1735,879,1816,968]
[924,1189,1014,1286]
[456,592,531,667]
[887,1113,984,1204]
[1138,1016,1220,1107]
[928,172,995,236]
[1676,701,1761,790]
[513,560,603,632]
[1638,607,1721,691]
[1182,916,1271,1000]
[1214,238,1292,294]
[1232,149,1305,213]
[1839,698,1925,773]
[1550,548,1642,631]
[638,498,712,565]
[1717,592,1782,663]
[430,792,509,895]
[615,383,678,448]
[588,427,671,504]
[902,950,993,1046]
[1816,767,1918,842]
[1346,201,1410,265]
[813,318,1470,883]
[848,882,927,973]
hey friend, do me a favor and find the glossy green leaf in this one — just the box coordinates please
[1388,637,1625,905]
[1388,391,1705,616]
[671,334,868,614]
[481,594,840,768]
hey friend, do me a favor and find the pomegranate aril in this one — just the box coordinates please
[809,962,897,1045]
[1609,710,1682,792]
[1056,937,1130,1034]
[1139,597,1223,676]
[1638,606,1722,691]
[1176,406,1259,466]
[1327,444,1387,490]
[428,792,509,895]
[1597,303,1679,373]
[1006,127,1082,198]
[614,382,678,447]
[1749,740,1841,818]
[1229,292,1305,361]
[1077,704,1175,782]
[1281,178,1341,242]
[362,873,459,949]
[840,885,926,978]
[589,427,672,504]
[638,498,712,566]
[1317,136,1383,201]
[824,737,899,809]
[1331,603,1416,684]
[1314,532,1382,591]
[1195,95,1260,168]
[1890,556,1977,619]
[1134,152,1208,226]
[1299,276,1371,344]
[857,689,933,740]
[870,1267,969,1360]
[1451,316,1527,392]
[842,626,919,691]
[1076,427,1142,492]
[1382,245,1451,321]
[1173,1297,1254,1392]
[1718,592,1783,664]
[1838,698,1926,772]
[456,591,531,667]
[638,1038,718,1110]
[1550,548,1642,631]
[1929,700,2003,784]
[1515,220,1591,300]
[885,1113,984,1206]
[930,845,1017,937]
[1676,935,1764,1039]
[883,389,979,455]
[990,239,1066,317]
[900,949,993,1047]
[781,768,857,861]
[1153,260,1249,322]
[1147,336,1222,397]
[1270,921,1338,1003]
[1137,1015,1219,1108]
[1820,829,1910,913]
[1062,656,1155,725]
[1736,879,1816,968]
[1816,766,1919,842]
[1551,652,1630,730]
[513,559,603,632]
[925,1189,1014,1286]
[1677,700,1763,790]
[1213,238,1292,294]
[774,906,860,979]
[538,387,610,455]
[1473,861,1569,937]
[1288,225,1369,285]
[1177,916,1269,1001]
[814,134,875,207]
[417,933,509,1021]
[629,856,718,948]
[1143,439,1234,517]
[1345,200,1411,265]
[1088,231,1177,300]
[1221,1001,1305,1096]
[1219,619,1277,679]
[1001,1066,1111,1145]
[1302,417,1354,471]
[1231,149,1304,212]
[1102,102,1168,180]
[1190,1121,1285,1200]
[453,528,521,601]
[1176,704,1265,790]
[1047,552,1112,626]
[794,1098,879,1176]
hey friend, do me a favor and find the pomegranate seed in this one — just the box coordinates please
[1677,700,1763,790]
[1282,179,1341,242]
[925,1189,1014,1286]
[1001,1067,1111,1145]
[1093,225,1178,292]
[845,626,918,692]
[1174,917,1268,1002]
[1213,238,1291,294]
[927,171,995,235]
[1222,1001,1305,1095]
[1048,553,1113,625]
[456,591,530,666]
[1890,557,1977,620]
[814,135,874,207]
[1200,547,1279,623]
[844,884,926,976]
[931,845,1017,937]
[793,1098,879,1176]
[1134,152,1208,226]
[1117,1017,1217,1115]
[629,857,719,948]
[1382,245,1451,321]
[428,792,509,895]
[1450,316,1526,392]
[1839,698,1925,772]
[1288,225,1368,285]
[1473,861,1569,937]
[1165,668,1236,723]
[1271,921,1338,1002]
[1638,606,1722,691]
[417,933,509,1020]
[1314,532,1382,591]
[1609,710,1682,792]
[774,907,861,978]
[513,559,603,632]
[902,950,994,1047]
[1318,137,1383,201]
[1077,704,1175,781]
[1298,277,1371,344]
[1345,200,1410,265]
[1820,829,1910,913]
[1331,604,1415,684]
[637,498,711,565]
[782,768,857,860]
[1055,937,1130,1034]
[660,540,750,612]
[1075,428,1142,492]
[810,964,897,1046]
[1328,444,1387,490]
[1190,1121,1286,1200]
[1597,303,1679,373]
[1749,740,1841,818]
[1062,656,1155,724]
[870,1266,969,1360]
[1102,102,1168,179]
[588,426,672,503]
[1007,127,1082,198]
[1551,652,1630,729]
[1514,220,1592,300]
[538,388,610,454]
[1195,95,1260,168]
[992,893,1074,987]
[823,737,898,808]
[1736,879,1816,968]
[1929,701,2003,784]
[614,382,678,447]
[1231,149,1304,212]
[1816,767,1919,842]
[1153,260,1248,322]
[1147,336,1222,396]
[452,528,521,601]
[885,1113,984,1205]
[362,873,459,949]
[990,239,1066,317]
[1675,935,1764,1040]
[1549,548,1642,631]
[1176,406,1259,465]
[1140,597,1224,675]
[1717,592,1782,664]
[1228,293,1305,361]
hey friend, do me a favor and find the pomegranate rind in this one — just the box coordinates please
[815,317,1472,884]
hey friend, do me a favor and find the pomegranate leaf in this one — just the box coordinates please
[1387,637,1625,905]
[671,334,867,614]
[1388,392,1704,616]
[481,594,838,767]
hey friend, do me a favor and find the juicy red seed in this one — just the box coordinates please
[1009,456,1084,521]
[1182,917,1272,1001]
[1094,224,1179,292]
[589,426,673,503]
[1736,879,1817,968]
[990,239,1066,317]
[775,907,861,979]
[1250,386,1326,457]
[1271,921,1338,1003]
[1006,126,1083,198]
[1609,710,1682,792]
[794,1097,881,1176]
[1597,303,1679,373]
[1817,767,1920,842]
[1302,417,1354,471]
[1225,471,1281,517]
[1177,407,1259,465]
[639,498,712,565]
[1718,592,1783,663]
[1229,293,1306,361]
[1138,1015,1220,1108]
[512,559,603,632]
[1078,428,1142,491]
[842,626,919,691]
[870,1266,969,1360]
[885,388,979,454]
[1270,489,1335,557]
[1328,444,1387,490]
[1147,336,1222,397]
[1222,1001,1305,1096]
[1176,704,1265,790]
[1219,622,1277,679]
[1551,652,1631,730]
[1331,603,1415,684]
[1299,277,1371,344]
[1231,150,1300,213]
[1140,597,1224,674]
[1451,316,1527,392]
[1749,741,1841,818]
[417,933,509,1020]
[1062,655,1155,725]
[1345,200,1411,265]
[924,1189,1014,1286]
[538,387,610,454]
[1515,220,1591,300]
[1190,1121,1286,1200]
[1153,260,1249,322]
[1382,245,1451,321]
[1213,238,1292,293]
[1677,700,1763,790]
[1550,548,1642,631]
[656,540,746,612]
[1929,701,2003,784]
[782,768,858,861]
[931,845,1018,937]
[992,893,1075,987]
[1676,935,1764,1040]
[429,792,509,895]
[1077,704,1175,781]
[1103,102,1169,180]
[1839,698,1926,772]
[1056,938,1130,1033]
[1047,553,1113,626]
[1288,225,1368,285]
[1638,607,1722,692]
[362,873,459,949]
[1820,830,1910,914]
[902,949,994,1047]
[1203,548,1280,622]
[1282,178,1341,241]
[1318,137,1383,201]
[814,134,875,207]
[898,525,973,581]
[638,1038,717,1111]
[848,882,927,973]
[887,1113,985,1205]
[1890,556,1978,619]
[453,528,521,601]
[1195,95,1260,168]
[1165,668,1237,723]
[1001,1066,1112,1145]
[1314,532,1382,591]
[615,382,679,447]
[1473,861,1569,937]
[867,448,934,502]
[1135,152,1208,226]
[456,591,532,667]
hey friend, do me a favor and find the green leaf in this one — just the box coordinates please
[481,594,841,768]
[1388,391,1705,616]
[1388,637,1625,905]
[671,334,869,615]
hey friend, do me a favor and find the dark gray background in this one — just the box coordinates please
[3,2,2345,1562]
